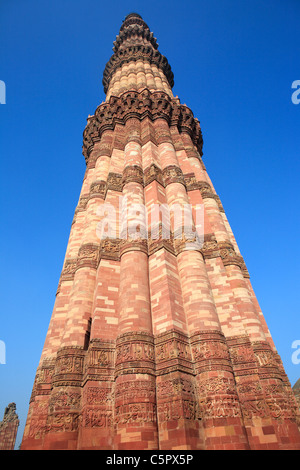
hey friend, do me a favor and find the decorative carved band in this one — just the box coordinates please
[31,330,299,432]
[112,22,159,54]
[197,182,226,214]
[119,238,148,256]
[76,243,99,270]
[198,395,242,421]
[114,376,157,427]
[46,410,80,434]
[183,173,199,191]
[52,346,86,387]
[173,228,203,256]
[157,398,201,423]
[200,235,250,277]
[58,237,249,293]
[48,389,81,417]
[82,90,203,162]
[162,165,185,187]
[60,258,78,281]
[89,180,107,199]
[76,194,89,212]
[115,402,157,426]
[144,163,164,187]
[115,378,156,402]
[200,233,219,259]
[156,375,197,399]
[122,164,144,187]
[83,339,115,384]
[190,330,232,374]
[121,164,189,189]
[83,384,113,407]
[226,335,299,422]
[155,373,202,423]
[252,341,283,380]
[215,195,225,213]
[197,181,215,199]
[218,241,244,268]
[30,358,55,401]
[107,172,123,192]
[148,224,175,256]
[155,329,194,376]
[115,331,155,377]
[226,334,258,374]
[82,407,113,429]
[46,378,86,434]
[99,238,121,261]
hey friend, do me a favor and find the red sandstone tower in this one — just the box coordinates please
[21,13,300,450]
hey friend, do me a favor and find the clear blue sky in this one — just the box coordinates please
[1,0,300,449]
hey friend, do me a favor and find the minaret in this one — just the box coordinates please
[21,13,300,450]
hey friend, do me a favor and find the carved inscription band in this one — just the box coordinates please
[82,90,203,161]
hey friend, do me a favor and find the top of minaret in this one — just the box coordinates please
[124,12,143,20]
[119,13,149,33]
[102,13,174,94]
[112,12,159,53]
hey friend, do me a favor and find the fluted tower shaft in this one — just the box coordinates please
[21,13,300,451]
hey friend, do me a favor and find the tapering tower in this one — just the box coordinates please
[21,13,300,450]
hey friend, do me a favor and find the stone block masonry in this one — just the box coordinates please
[21,13,300,450]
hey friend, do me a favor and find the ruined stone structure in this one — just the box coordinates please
[0,403,19,450]
[292,380,300,432]
[293,380,300,409]
[21,13,300,450]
